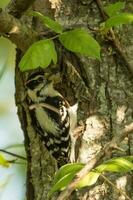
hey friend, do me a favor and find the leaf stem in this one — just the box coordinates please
[0,149,26,160]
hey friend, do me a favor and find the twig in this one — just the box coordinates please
[95,0,133,75]
[57,122,133,200]
[95,0,108,20]
[0,10,38,51]
[0,149,27,160]
[100,174,131,200]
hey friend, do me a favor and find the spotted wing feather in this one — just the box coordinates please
[27,96,70,166]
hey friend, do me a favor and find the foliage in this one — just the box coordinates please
[19,4,133,72]
[59,29,100,59]
[104,2,125,17]
[19,40,57,71]
[49,163,84,195]
[19,12,101,71]
[0,154,10,167]
[103,2,133,31]
[29,11,63,34]
[0,0,10,8]
[104,13,133,29]
[49,156,133,196]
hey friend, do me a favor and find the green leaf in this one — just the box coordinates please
[49,173,75,197]
[105,13,133,29]
[0,154,10,167]
[104,2,125,17]
[96,156,133,173]
[0,0,10,8]
[53,163,84,184]
[77,171,100,188]
[49,163,84,196]
[19,39,57,71]
[59,28,101,59]
[77,157,133,188]
[50,157,133,196]
[29,11,63,33]
[76,156,133,189]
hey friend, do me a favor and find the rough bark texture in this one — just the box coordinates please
[1,0,133,199]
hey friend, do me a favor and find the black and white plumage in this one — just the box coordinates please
[25,71,74,167]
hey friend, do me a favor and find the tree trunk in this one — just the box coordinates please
[1,0,133,199]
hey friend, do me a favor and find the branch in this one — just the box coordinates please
[0,149,26,160]
[100,174,131,200]
[95,0,133,75]
[6,0,36,18]
[57,122,133,200]
[0,10,38,51]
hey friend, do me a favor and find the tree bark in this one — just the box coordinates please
[0,0,133,199]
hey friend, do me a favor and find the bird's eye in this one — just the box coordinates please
[32,80,38,84]
[37,77,44,82]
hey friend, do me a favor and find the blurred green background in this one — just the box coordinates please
[0,1,26,199]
